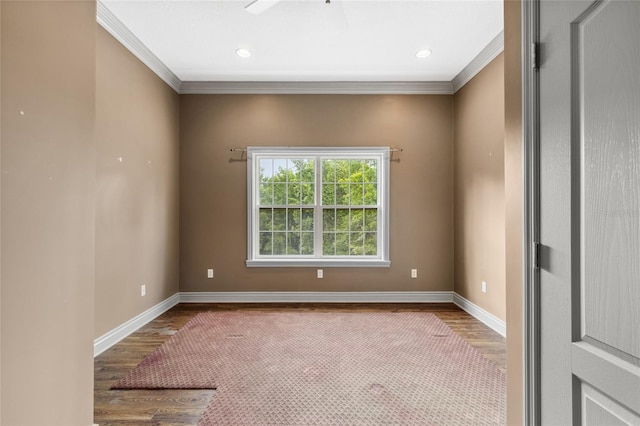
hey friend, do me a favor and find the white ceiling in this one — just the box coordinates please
[101,0,503,83]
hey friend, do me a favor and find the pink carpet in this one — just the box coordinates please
[115,311,506,425]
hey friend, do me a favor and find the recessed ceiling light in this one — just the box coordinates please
[236,48,252,58]
[416,49,432,58]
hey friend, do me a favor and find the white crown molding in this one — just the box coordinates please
[96,1,181,93]
[93,293,180,357]
[179,81,454,95]
[451,31,504,93]
[179,291,453,303]
[452,292,506,337]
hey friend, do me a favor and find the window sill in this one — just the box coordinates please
[246,259,391,268]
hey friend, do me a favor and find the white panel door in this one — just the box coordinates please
[539,0,640,423]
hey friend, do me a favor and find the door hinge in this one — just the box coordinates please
[533,242,541,269]
[532,42,539,70]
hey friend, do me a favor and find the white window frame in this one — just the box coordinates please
[246,147,390,267]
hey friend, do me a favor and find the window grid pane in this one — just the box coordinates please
[319,158,378,257]
[321,208,377,257]
[254,152,384,261]
[258,158,315,256]
[321,159,378,207]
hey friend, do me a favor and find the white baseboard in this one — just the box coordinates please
[179,291,453,304]
[93,293,180,357]
[95,291,507,357]
[452,292,507,337]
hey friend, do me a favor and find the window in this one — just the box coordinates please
[246,147,390,267]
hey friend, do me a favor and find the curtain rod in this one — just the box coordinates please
[229,147,403,152]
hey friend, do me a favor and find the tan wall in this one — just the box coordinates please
[95,27,180,337]
[180,95,454,292]
[505,0,524,423]
[0,2,3,419]
[1,1,95,424]
[453,54,506,321]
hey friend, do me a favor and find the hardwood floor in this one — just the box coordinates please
[94,303,506,425]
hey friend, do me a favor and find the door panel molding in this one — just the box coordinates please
[573,0,640,362]
[583,383,640,425]
[572,342,640,415]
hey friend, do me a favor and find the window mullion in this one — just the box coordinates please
[314,157,322,258]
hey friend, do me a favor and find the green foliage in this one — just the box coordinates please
[258,157,378,256]
[260,159,315,206]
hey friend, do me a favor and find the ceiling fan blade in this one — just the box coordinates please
[245,0,280,15]
[327,0,349,32]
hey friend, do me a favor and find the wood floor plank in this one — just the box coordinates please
[94,303,506,425]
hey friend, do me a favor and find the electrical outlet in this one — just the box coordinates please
[482,281,487,293]
[141,284,146,296]
[207,268,214,278]
[317,269,323,279]
[411,269,418,278]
